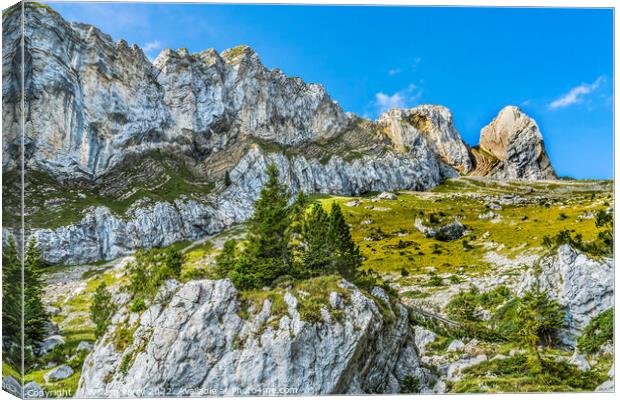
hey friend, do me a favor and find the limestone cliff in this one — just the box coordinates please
[76,279,435,396]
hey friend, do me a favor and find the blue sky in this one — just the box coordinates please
[47,2,613,179]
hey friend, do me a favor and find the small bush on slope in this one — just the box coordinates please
[126,246,183,307]
[91,282,116,338]
[577,308,613,354]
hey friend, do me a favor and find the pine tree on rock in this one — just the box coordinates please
[232,163,292,289]
[23,239,49,347]
[2,235,21,351]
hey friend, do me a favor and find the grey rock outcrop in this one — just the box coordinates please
[516,245,613,344]
[475,106,556,180]
[45,365,74,383]
[24,381,45,398]
[414,218,465,241]
[2,375,21,397]
[377,105,473,173]
[30,146,450,264]
[37,335,65,356]
[77,279,434,396]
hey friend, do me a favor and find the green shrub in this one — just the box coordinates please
[577,308,613,354]
[400,376,421,393]
[126,246,182,304]
[456,354,605,393]
[427,275,445,287]
[130,298,147,313]
[446,287,482,322]
[91,282,116,338]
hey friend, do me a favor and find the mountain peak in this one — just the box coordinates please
[221,45,260,65]
[476,106,556,180]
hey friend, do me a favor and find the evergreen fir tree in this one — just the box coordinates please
[233,163,292,288]
[214,239,238,278]
[23,239,49,347]
[2,235,21,350]
[290,190,309,236]
[299,203,331,276]
[224,171,232,187]
[327,202,361,278]
[513,289,565,363]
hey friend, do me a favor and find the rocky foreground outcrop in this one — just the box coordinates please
[76,279,435,396]
[3,4,559,265]
[516,245,613,345]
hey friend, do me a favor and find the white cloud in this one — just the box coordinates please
[549,76,604,109]
[388,68,402,76]
[374,84,422,114]
[142,40,162,53]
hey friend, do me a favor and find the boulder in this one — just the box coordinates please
[568,352,590,372]
[345,200,362,207]
[24,381,45,398]
[414,218,465,241]
[478,211,499,220]
[45,365,74,383]
[2,375,21,396]
[76,341,94,352]
[447,339,465,352]
[414,326,437,356]
[376,192,397,201]
[37,335,65,356]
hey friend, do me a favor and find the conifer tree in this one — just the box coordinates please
[232,163,292,288]
[299,203,331,275]
[327,202,361,278]
[513,289,565,367]
[23,239,49,347]
[214,239,238,278]
[2,235,21,349]
[290,190,309,236]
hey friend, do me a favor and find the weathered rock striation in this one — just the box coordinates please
[473,106,557,180]
[77,279,435,396]
[377,105,473,173]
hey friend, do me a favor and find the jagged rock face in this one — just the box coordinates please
[377,105,473,173]
[30,147,451,265]
[5,7,174,178]
[155,46,349,149]
[516,245,613,345]
[3,5,349,180]
[77,279,434,396]
[477,106,556,180]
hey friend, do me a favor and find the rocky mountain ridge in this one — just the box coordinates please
[4,3,556,264]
